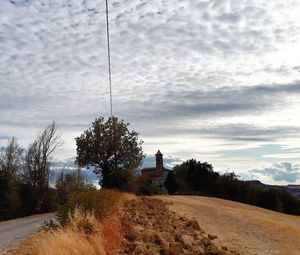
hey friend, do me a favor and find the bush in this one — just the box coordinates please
[15,210,123,255]
[69,207,98,235]
[56,204,70,226]
[39,219,62,232]
[137,177,159,195]
[57,189,123,225]
[164,172,178,195]
[0,177,21,220]
[108,169,138,193]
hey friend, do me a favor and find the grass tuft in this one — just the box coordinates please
[13,189,129,255]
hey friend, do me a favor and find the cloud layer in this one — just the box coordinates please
[251,162,300,183]
[1,0,300,184]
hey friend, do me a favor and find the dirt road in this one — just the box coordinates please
[159,196,300,255]
[0,213,55,253]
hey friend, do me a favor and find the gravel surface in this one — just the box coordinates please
[118,197,233,255]
[159,196,300,255]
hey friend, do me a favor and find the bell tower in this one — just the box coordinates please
[156,150,163,175]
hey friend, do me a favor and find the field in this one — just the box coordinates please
[159,195,300,255]
[8,193,300,255]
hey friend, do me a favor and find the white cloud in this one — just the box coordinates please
[250,162,300,184]
[1,0,300,184]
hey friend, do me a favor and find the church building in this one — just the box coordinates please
[141,150,172,193]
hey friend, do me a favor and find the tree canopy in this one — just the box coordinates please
[164,171,178,195]
[75,116,144,188]
[0,122,63,220]
[171,159,300,215]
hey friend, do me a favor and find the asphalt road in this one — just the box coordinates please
[0,213,55,252]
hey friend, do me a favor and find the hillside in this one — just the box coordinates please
[286,185,300,199]
[247,180,300,199]
[159,195,300,255]
[8,193,300,255]
[10,194,234,255]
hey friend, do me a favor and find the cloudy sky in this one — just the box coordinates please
[1,0,300,185]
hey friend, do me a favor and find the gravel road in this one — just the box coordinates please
[160,196,300,255]
[0,213,55,253]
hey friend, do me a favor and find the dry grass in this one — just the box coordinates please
[66,189,125,220]
[12,189,133,255]
[15,228,106,255]
[160,195,300,255]
[101,218,124,255]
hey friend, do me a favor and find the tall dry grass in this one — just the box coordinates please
[101,218,124,254]
[13,189,131,255]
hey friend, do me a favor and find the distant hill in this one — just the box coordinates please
[246,180,300,199]
[284,185,300,199]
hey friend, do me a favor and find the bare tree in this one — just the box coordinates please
[23,121,63,192]
[0,138,23,179]
[0,138,23,218]
[56,167,88,204]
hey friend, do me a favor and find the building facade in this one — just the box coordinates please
[141,150,172,193]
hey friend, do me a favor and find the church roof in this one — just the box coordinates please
[141,167,172,172]
[141,167,156,172]
[156,150,162,155]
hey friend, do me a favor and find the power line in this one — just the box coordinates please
[105,0,117,171]
[105,0,113,117]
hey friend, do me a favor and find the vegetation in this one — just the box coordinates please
[22,122,63,194]
[0,122,62,220]
[0,117,145,221]
[0,138,23,219]
[56,168,92,205]
[57,189,123,226]
[75,116,144,189]
[164,171,178,195]
[169,159,300,215]
[2,116,300,222]
[14,189,126,255]
[137,176,159,195]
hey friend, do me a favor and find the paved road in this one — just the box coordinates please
[0,213,55,252]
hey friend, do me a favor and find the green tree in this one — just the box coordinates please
[174,159,219,194]
[258,189,283,212]
[138,177,158,195]
[75,117,143,188]
[164,171,178,194]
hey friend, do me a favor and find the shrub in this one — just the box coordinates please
[56,205,70,226]
[13,190,125,255]
[138,178,159,195]
[15,227,107,255]
[39,219,61,232]
[57,189,123,225]
[69,207,98,235]
[108,169,139,193]
[164,171,179,195]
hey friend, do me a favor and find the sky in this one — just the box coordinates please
[1,0,300,185]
